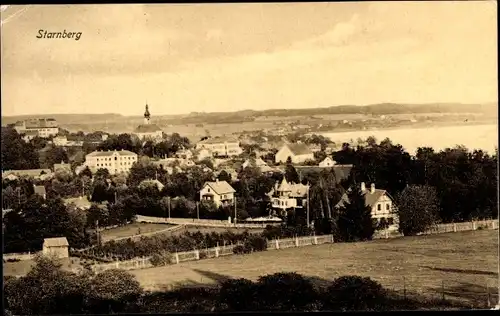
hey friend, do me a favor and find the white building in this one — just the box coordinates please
[14,118,59,138]
[133,104,163,142]
[335,182,399,231]
[195,136,243,157]
[199,180,236,208]
[42,237,69,259]
[267,178,309,215]
[319,157,336,167]
[275,143,314,164]
[84,149,138,175]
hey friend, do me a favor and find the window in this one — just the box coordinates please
[207,188,210,192]
[388,218,394,225]
[377,204,381,211]
[386,204,390,211]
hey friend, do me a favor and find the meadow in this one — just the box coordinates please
[131,229,498,307]
[100,222,175,242]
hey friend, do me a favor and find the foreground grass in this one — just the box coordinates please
[132,229,498,308]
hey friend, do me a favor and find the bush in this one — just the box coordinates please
[245,235,268,252]
[256,272,317,311]
[322,275,387,311]
[149,252,172,267]
[219,278,257,311]
[6,258,21,262]
[232,245,250,255]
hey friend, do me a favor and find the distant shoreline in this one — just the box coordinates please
[319,120,496,136]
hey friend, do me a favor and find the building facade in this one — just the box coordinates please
[195,136,243,157]
[84,149,138,175]
[275,143,314,164]
[335,182,399,231]
[42,237,69,259]
[199,180,236,208]
[267,178,310,215]
[133,104,163,142]
[14,118,59,138]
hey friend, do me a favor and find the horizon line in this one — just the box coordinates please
[2,101,497,118]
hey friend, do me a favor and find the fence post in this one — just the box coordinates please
[115,262,119,268]
[275,238,280,250]
[453,223,457,233]
[175,253,179,264]
[195,249,200,260]
[472,221,476,231]
[403,276,406,300]
[441,280,445,301]
[215,247,219,258]
[136,260,139,268]
[385,230,389,239]
[330,235,334,243]
[314,236,318,245]
[295,237,299,247]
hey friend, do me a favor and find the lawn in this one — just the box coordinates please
[100,222,176,242]
[131,229,499,307]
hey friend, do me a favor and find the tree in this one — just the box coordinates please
[337,185,375,242]
[1,127,40,170]
[285,163,300,183]
[217,170,232,182]
[395,185,440,236]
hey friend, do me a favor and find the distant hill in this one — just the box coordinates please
[2,102,496,127]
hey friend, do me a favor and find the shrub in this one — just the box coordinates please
[322,275,387,311]
[199,251,208,259]
[232,245,249,255]
[149,252,172,267]
[256,272,317,311]
[245,235,268,252]
[6,258,21,262]
[219,278,257,311]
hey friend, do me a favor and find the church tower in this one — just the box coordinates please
[144,103,151,125]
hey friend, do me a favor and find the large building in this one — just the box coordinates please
[275,143,314,164]
[195,136,243,157]
[133,104,163,142]
[14,118,59,138]
[84,149,138,175]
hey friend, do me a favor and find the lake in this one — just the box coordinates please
[322,123,498,155]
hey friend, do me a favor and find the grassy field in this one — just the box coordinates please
[100,222,175,242]
[131,230,498,307]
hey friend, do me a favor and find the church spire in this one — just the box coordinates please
[144,103,151,125]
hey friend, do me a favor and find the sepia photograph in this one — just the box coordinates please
[1,1,498,313]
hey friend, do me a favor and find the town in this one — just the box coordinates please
[2,2,498,314]
[3,103,499,313]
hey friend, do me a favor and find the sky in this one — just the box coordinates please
[1,2,497,116]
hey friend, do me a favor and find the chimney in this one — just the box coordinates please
[370,183,375,194]
[360,182,366,191]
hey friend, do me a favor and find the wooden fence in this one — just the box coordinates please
[90,234,334,273]
[3,252,37,261]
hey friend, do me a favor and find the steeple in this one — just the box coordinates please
[144,103,151,125]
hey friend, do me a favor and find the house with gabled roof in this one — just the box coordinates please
[319,157,336,167]
[275,143,314,164]
[335,182,399,231]
[199,180,236,208]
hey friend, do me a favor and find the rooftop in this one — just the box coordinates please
[43,237,69,247]
[134,124,162,133]
[198,136,239,145]
[86,150,137,157]
[203,180,236,195]
[285,143,313,156]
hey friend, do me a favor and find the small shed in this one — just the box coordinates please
[42,237,69,259]
[34,185,47,200]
